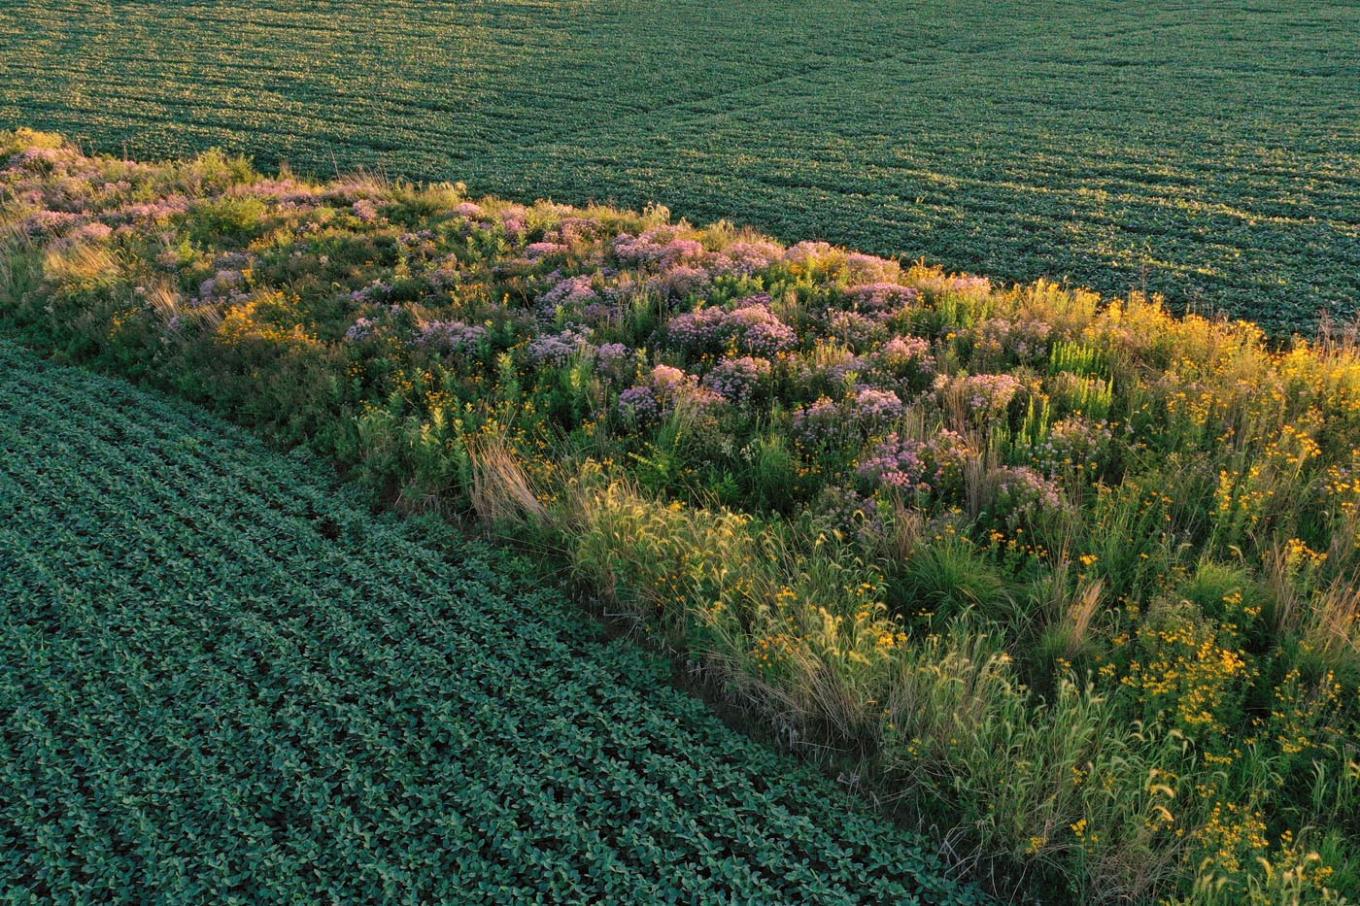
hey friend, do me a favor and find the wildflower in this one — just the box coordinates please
[525,241,567,259]
[783,240,835,266]
[702,356,772,403]
[857,430,971,493]
[846,282,918,313]
[595,342,633,370]
[452,201,484,219]
[527,328,592,364]
[538,274,599,311]
[198,269,244,301]
[618,385,660,422]
[648,263,710,300]
[792,397,847,449]
[852,386,904,422]
[415,320,487,354]
[709,239,783,276]
[938,372,1022,422]
[612,227,704,268]
[844,252,901,284]
[344,317,377,342]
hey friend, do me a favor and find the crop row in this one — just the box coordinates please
[0,343,980,903]
[1,0,1356,332]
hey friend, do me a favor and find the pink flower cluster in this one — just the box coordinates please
[991,466,1066,519]
[539,274,599,311]
[344,317,378,342]
[702,356,773,403]
[416,320,487,354]
[877,335,934,376]
[826,310,885,348]
[857,430,971,493]
[846,282,919,313]
[670,297,796,357]
[1030,417,1113,476]
[526,241,567,260]
[619,364,722,421]
[941,372,1022,420]
[612,228,704,268]
[853,386,904,422]
[971,317,1054,364]
[528,328,592,364]
[708,239,783,277]
[199,269,245,301]
[792,397,846,448]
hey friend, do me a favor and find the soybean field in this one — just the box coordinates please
[0,343,981,903]
[1,0,1357,333]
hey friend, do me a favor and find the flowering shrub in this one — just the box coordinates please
[416,319,488,354]
[527,328,591,364]
[846,282,919,315]
[938,372,1023,424]
[852,386,904,423]
[538,273,599,312]
[4,131,1359,903]
[857,430,971,495]
[702,356,772,404]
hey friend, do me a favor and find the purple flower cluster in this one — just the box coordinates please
[853,386,904,422]
[971,317,1054,364]
[453,201,484,220]
[618,386,660,422]
[702,356,772,403]
[857,430,971,493]
[708,239,782,276]
[351,199,379,224]
[648,264,711,300]
[846,282,919,313]
[539,274,599,311]
[612,228,704,268]
[877,335,934,376]
[669,307,731,353]
[114,196,190,224]
[826,310,885,348]
[595,342,633,369]
[349,280,393,305]
[498,205,528,237]
[784,240,835,266]
[941,372,1022,420]
[792,397,844,448]
[344,317,378,342]
[8,145,71,171]
[992,466,1066,519]
[230,178,318,206]
[19,209,80,235]
[844,252,900,284]
[618,364,722,422]
[727,300,795,354]
[526,241,567,260]
[528,328,592,364]
[416,320,487,354]
[669,299,797,357]
[199,269,244,301]
[1031,417,1113,476]
[51,221,113,250]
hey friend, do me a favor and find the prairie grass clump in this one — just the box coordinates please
[2,130,1358,902]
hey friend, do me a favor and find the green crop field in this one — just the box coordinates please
[1,1,1356,334]
[0,342,980,903]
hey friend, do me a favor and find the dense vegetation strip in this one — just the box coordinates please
[1,1,1357,333]
[1,131,1357,902]
[0,341,981,903]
